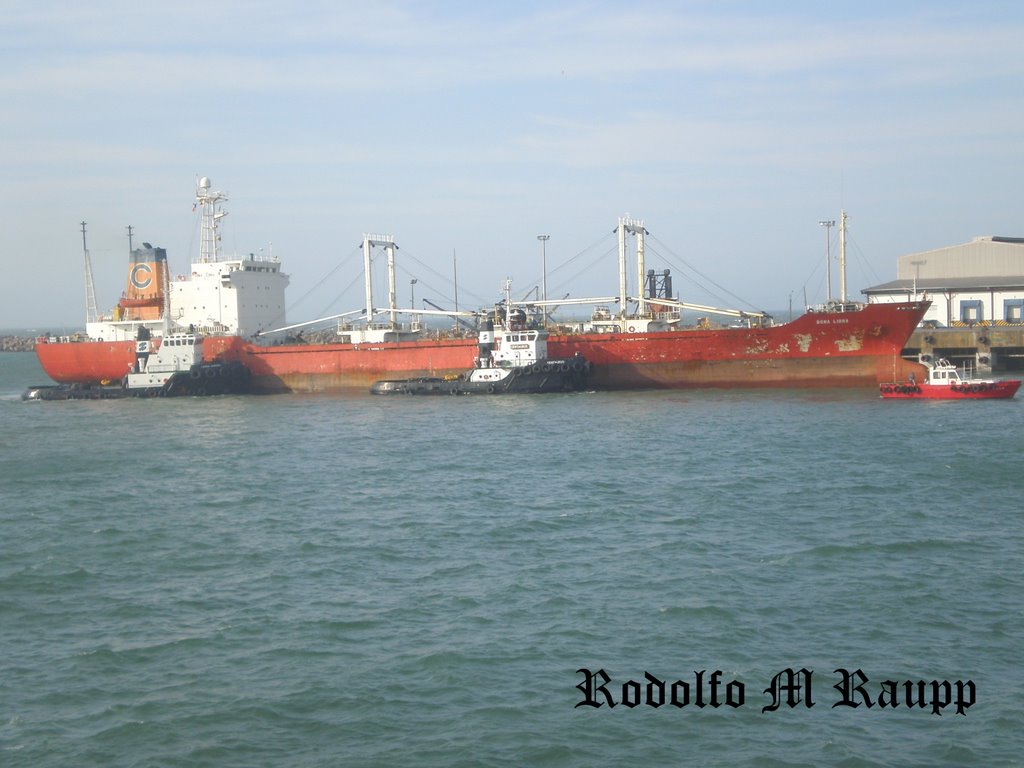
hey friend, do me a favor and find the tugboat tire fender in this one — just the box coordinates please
[487,384,495,394]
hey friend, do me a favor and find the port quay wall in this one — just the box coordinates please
[904,325,1024,371]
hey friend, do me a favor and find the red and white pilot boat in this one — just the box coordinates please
[880,357,1020,400]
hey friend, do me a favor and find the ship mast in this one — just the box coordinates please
[504,277,513,328]
[196,176,228,263]
[81,222,99,323]
[617,217,646,321]
[818,219,834,303]
[362,234,396,326]
[387,242,397,328]
[838,210,848,303]
[161,251,172,335]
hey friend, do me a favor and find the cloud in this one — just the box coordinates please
[3,3,1024,326]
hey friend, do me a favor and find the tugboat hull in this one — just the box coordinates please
[371,358,589,395]
[23,361,251,400]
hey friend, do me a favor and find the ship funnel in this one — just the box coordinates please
[134,326,152,373]
[478,317,495,363]
[118,242,168,322]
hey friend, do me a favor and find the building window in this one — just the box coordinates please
[959,300,983,323]
[1004,299,1024,323]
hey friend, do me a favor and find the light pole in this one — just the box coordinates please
[818,220,835,302]
[537,234,550,327]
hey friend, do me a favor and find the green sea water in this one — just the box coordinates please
[1,351,1022,766]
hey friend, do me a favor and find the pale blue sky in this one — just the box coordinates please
[2,1,1022,329]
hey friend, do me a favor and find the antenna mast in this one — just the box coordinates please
[196,176,228,263]
[81,221,99,323]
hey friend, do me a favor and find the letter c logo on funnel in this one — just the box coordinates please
[130,263,153,289]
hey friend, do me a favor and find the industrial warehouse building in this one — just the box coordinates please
[864,236,1024,326]
[864,236,1024,371]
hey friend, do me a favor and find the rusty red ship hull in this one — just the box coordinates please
[35,300,929,392]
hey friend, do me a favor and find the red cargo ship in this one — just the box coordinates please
[35,179,929,393]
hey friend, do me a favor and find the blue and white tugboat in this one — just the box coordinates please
[23,327,250,400]
[371,287,590,396]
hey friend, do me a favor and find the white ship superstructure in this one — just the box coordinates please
[83,176,288,342]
